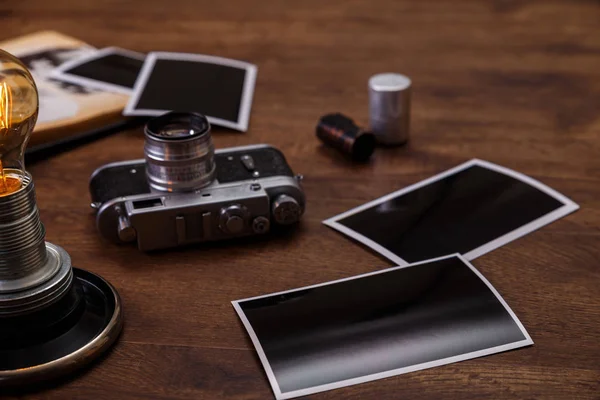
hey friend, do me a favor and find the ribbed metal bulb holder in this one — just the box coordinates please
[0,171,73,316]
[0,172,47,282]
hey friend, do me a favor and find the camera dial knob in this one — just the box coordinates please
[219,204,248,234]
[252,216,270,234]
[272,195,302,225]
[117,216,137,242]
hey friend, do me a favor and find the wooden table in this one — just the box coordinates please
[3,0,600,398]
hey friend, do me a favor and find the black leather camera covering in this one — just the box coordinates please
[90,162,151,205]
[214,147,294,183]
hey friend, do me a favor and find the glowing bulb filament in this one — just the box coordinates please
[0,81,11,130]
[0,159,5,193]
[0,81,17,196]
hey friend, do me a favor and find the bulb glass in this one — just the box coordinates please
[0,49,38,196]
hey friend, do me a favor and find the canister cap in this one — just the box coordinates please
[369,73,411,92]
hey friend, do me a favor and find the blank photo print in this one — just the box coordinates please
[123,52,257,131]
[233,254,532,399]
[50,47,145,94]
[324,159,579,266]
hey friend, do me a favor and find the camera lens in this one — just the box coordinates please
[144,112,216,192]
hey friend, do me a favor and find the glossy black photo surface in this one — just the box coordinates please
[63,53,144,89]
[326,161,576,265]
[134,59,247,123]
[236,255,531,397]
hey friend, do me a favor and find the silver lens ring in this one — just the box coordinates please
[144,112,216,192]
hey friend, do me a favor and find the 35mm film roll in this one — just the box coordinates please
[316,113,376,162]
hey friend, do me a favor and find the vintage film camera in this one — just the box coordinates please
[89,112,305,251]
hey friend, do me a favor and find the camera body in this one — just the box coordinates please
[89,144,305,251]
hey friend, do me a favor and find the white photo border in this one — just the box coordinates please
[323,158,580,266]
[232,253,534,400]
[122,51,258,132]
[49,46,146,95]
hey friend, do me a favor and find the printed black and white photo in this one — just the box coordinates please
[233,254,533,399]
[123,52,257,131]
[323,159,579,266]
[50,47,146,94]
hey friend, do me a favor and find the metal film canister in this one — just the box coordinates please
[369,73,412,145]
[316,113,376,162]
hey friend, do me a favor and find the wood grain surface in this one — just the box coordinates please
[2,0,600,399]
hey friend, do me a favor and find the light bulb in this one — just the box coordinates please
[0,49,38,197]
[0,50,122,385]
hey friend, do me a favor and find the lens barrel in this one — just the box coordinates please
[144,112,216,192]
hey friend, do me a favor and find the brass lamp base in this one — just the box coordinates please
[0,268,123,386]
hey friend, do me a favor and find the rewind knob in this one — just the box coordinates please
[272,195,302,225]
